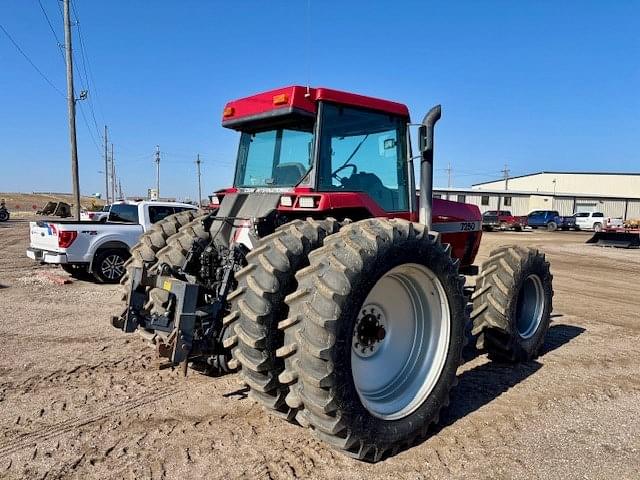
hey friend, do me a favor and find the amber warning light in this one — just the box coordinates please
[272,94,289,106]
[223,107,235,117]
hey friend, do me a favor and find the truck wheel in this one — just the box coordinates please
[0,210,9,222]
[224,218,339,421]
[93,249,130,283]
[279,218,466,461]
[120,210,198,299]
[471,246,553,362]
[593,222,603,232]
[547,221,558,232]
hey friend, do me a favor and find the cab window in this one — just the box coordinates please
[317,103,408,212]
[148,205,175,224]
[108,204,138,223]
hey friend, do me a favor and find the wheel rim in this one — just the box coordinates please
[350,263,451,420]
[515,274,544,339]
[101,254,125,280]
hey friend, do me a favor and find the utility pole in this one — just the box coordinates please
[155,145,161,199]
[196,154,202,208]
[497,163,510,211]
[502,163,510,190]
[103,125,109,204]
[110,144,116,201]
[118,179,123,200]
[446,162,452,188]
[63,0,81,220]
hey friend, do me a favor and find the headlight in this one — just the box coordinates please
[298,196,315,208]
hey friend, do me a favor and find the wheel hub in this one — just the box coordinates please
[102,254,125,279]
[516,273,544,339]
[350,264,451,420]
[353,305,387,358]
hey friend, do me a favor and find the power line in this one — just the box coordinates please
[71,1,105,131]
[37,0,64,63]
[77,101,101,153]
[0,22,65,97]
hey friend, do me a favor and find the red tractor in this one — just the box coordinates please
[112,86,553,461]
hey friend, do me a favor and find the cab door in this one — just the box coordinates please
[316,103,410,214]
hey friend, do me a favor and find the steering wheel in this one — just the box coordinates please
[331,163,358,183]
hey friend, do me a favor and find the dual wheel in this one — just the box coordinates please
[226,217,553,461]
[122,215,553,462]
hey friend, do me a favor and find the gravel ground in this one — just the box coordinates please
[0,218,639,479]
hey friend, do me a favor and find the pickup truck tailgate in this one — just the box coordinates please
[29,221,62,252]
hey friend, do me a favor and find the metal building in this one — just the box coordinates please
[471,171,640,199]
[433,172,640,219]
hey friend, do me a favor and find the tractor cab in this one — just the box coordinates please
[221,86,413,218]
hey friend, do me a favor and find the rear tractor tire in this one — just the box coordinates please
[278,218,466,461]
[471,245,553,362]
[223,218,339,420]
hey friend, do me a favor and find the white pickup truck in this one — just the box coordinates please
[27,201,198,283]
[574,211,624,231]
[80,204,110,222]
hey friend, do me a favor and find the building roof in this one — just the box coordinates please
[472,171,640,186]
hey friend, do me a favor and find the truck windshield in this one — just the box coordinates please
[234,128,314,188]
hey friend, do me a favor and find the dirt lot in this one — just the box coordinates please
[1,218,639,479]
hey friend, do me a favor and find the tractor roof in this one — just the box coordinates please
[222,85,409,129]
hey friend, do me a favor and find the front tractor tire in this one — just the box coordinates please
[278,218,466,462]
[471,246,553,362]
[224,218,339,420]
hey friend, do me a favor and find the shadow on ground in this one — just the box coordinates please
[439,323,586,430]
[219,322,585,461]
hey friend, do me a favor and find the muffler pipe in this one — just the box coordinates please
[419,105,442,229]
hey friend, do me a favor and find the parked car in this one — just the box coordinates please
[527,210,578,231]
[80,204,110,222]
[482,210,527,231]
[574,212,624,232]
[26,201,198,283]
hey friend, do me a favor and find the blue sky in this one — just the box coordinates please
[1,1,638,200]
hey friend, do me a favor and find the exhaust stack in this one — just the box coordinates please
[418,105,442,229]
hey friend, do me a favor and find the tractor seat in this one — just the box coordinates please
[273,162,307,185]
[341,172,397,211]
